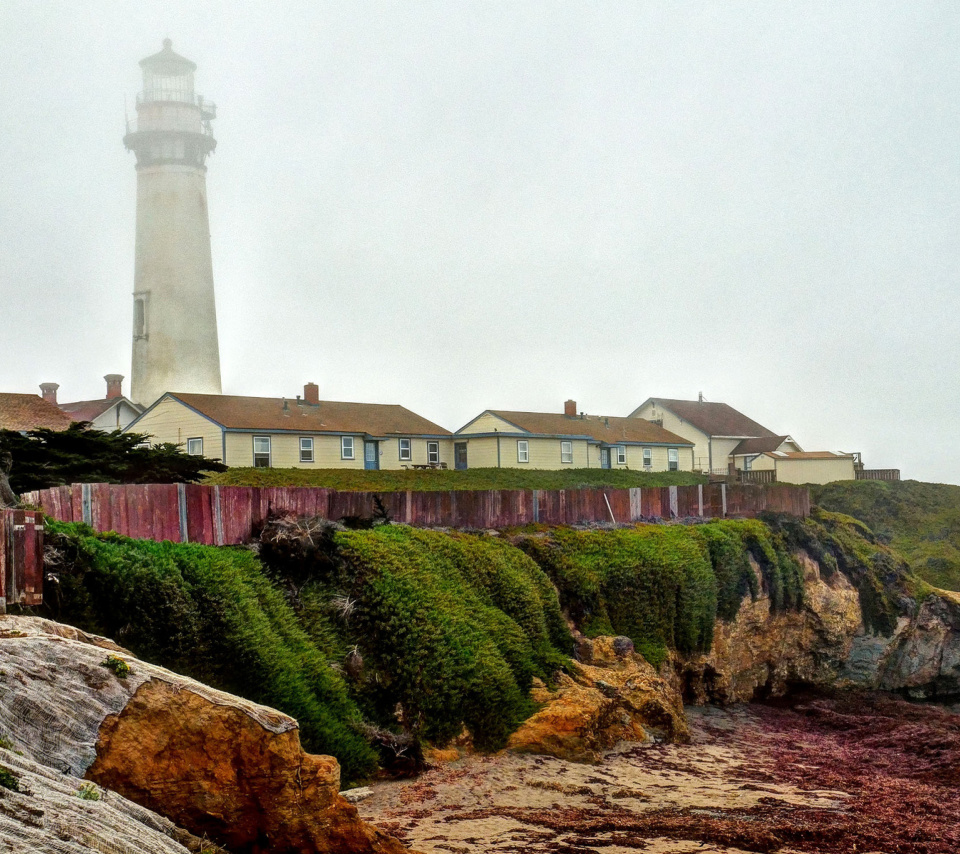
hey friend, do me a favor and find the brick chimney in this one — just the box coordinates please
[564,399,577,417]
[104,374,124,400]
[39,383,59,405]
[303,382,320,405]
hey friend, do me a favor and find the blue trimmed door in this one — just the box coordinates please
[600,447,611,469]
[454,442,468,470]
[364,440,379,470]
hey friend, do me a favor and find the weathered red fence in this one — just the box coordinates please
[0,509,44,612]
[25,482,809,546]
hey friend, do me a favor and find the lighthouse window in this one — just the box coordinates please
[133,297,147,339]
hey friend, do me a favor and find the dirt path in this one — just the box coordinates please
[360,695,959,854]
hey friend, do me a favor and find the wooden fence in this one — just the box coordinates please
[856,469,901,482]
[0,509,44,613]
[25,482,810,546]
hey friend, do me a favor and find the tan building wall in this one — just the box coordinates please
[775,457,856,485]
[459,412,523,433]
[738,453,776,471]
[131,396,223,459]
[224,432,453,469]
[632,402,711,471]
[455,435,591,469]
[622,444,694,472]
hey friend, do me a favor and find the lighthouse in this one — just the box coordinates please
[124,39,222,406]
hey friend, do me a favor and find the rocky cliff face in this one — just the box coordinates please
[0,616,412,854]
[672,551,960,704]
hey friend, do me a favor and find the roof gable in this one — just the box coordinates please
[635,398,777,439]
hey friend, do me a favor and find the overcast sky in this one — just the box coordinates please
[1,2,958,482]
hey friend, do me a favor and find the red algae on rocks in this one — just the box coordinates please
[361,697,960,854]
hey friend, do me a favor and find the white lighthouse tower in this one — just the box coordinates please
[124,39,222,406]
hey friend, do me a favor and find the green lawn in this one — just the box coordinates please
[812,480,960,592]
[202,466,707,492]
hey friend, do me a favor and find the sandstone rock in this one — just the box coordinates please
[674,551,863,704]
[507,636,688,763]
[0,616,413,854]
[0,748,229,854]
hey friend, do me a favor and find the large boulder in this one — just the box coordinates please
[507,635,688,763]
[0,616,411,854]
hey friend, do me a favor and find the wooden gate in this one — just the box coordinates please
[0,509,44,612]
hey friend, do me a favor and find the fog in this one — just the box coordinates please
[1,2,958,481]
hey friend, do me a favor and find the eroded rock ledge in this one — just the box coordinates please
[0,616,411,854]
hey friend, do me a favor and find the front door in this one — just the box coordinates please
[454,442,468,470]
[600,447,611,469]
[364,440,379,470]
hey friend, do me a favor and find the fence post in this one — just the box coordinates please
[669,486,678,518]
[698,484,703,517]
[721,483,727,517]
[177,483,188,543]
[81,483,93,527]
[213,485,224,546]
[533,490,540,524]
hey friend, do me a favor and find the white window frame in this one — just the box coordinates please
[642,447,653,469]
[427,441,440,465]
[560,440,573,464]
[668,448,679,471]
[517,440,529,463]
[186,437,203,456]
[341,436,355,460]
[399,438,412,461]
[616,445,626,465]
[300,436,314,463]
[253,436,271,468]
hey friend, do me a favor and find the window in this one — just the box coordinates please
[427,441,440,465]
[517,440,529,463]
[642,448,652,468]
[300,437,314,463]
[186,437,203,456]
[560,440,573,464]
[616,445,626,465]
[399,438,411,461]
[253,436,271,468]
[668,448,679,471]
[341,436,355,459]
[133,293,149,340]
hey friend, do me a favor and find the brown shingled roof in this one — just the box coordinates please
[636,398,777,438]
[59,398,118,423]
[165,393,452,436]
[732,435,793,455]
[466,410,693,446]
[0,394,75,431]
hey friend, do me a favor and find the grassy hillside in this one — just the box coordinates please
[202,466,706,491]
[812,480,960,592]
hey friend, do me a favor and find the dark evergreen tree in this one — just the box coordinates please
[0,423,227,496]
